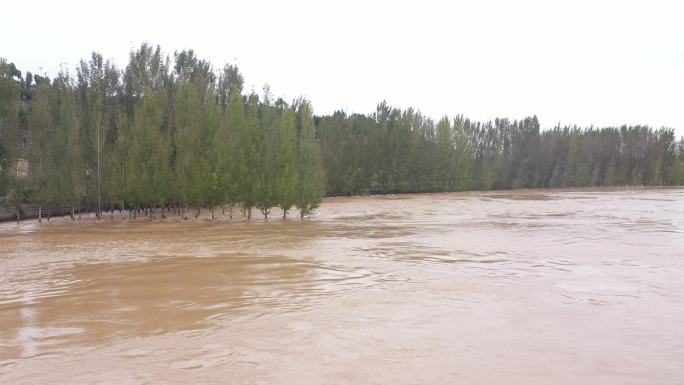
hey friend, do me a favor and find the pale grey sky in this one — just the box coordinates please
[2,0,682,137]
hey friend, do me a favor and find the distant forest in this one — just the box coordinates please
[1,44,683,220]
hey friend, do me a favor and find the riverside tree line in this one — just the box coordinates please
[1,44,683,221]
[318,107,684,195]
[0,45,324,221]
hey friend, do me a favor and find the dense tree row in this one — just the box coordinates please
[1,45,683,222]
[0,45,325,221]
[317,104,684,195]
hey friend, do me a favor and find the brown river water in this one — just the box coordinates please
[1,188,683,384]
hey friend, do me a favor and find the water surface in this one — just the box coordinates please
[1,188,683,384]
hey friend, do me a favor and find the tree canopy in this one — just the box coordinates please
[0,45,327,220]
[0,45,682,221]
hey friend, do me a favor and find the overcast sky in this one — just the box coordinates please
[2,0,682,137]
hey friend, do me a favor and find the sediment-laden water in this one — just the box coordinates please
[1,188,683,384]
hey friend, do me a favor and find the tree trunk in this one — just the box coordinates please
[71,205,75,221]
[247,208,252,220]
[211,207,214,220]
[97,120,101,222]
[38,205,42,223]
[196,207,200,219]
[283,209,287,219]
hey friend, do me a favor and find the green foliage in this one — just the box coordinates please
[27,82,54,209]
[0,59,20,196]
[203,88,224,214]
[174,81,204,209]
[673,138,684,185]
[1,46,681,222]
[318,109,682,194]
[53,72,83,208]
[255,89,279,218]
[295,100,326,218]
[127,87,171,209]
[234,93,262,219]
[275,107,298,217]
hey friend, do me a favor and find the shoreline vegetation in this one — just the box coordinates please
[1,44,683,224]
[1,186,680,226]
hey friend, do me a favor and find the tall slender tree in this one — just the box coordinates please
[27,80,55,221]
[276,106,298,218]
[294,100,326,219]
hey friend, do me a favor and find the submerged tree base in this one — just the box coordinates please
[0,204,315,224]
[3,185,680,224]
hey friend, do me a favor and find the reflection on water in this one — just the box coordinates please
[1,188,683,384]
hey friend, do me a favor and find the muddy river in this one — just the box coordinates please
[1,188,683,384]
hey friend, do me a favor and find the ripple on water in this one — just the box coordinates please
[0,253,384,358]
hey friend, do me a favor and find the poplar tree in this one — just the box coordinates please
[27,81,53,221]
[276,107,298,218]
[224,85,245,218]
[53,72,83,219]
[174,81,203,216]
[127,87,170,217]
[203,88,223,218]
[0,59,20,198]
[77,55,103,217]
[294,100,326,219]
[435,116,454,191]
[218,64,244,111]
[255,89,279,219]
[239,93,260,219]
[108,111,129,217]
[3,46,684,223]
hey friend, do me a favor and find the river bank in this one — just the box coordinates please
[1,185,680,225]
